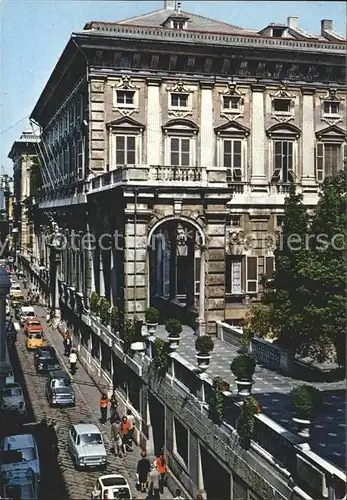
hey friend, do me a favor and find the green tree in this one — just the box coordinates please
[265,186,311,353]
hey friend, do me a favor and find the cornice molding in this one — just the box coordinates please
[251,84,265,92]
[146,78,162,86]
[301,87,316,95]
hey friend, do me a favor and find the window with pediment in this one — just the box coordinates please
[163,119,198,167]
[112,76,139,116]
[315,125,346,182]
[167,81,193,118]
[219,83,245,120]
[215,121,249,184]
[107,116,144,169]
[270,85,295,123]
[320,89,344,126]
[267,123,301,184]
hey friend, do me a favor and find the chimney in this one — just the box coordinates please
[287,16,299,29]
[321,19,333,33]
[164,0,175,9]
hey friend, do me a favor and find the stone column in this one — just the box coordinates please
[200,82,214,170]
[301,88,316,191]
[250,85,267,191]
[99,250,105,297]
[146,79,162,166]
[0,268,11,375]
[196,248,206,336]
[169,225,177,299]
[89,77,106,172]
[186,230,195,310]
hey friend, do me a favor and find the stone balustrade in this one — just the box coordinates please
[249,337,294,375]
[216,320,243,347]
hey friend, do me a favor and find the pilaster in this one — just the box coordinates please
[200,82,214,169]
[250,85,267,191]
[301,88,317,192]
[89,78,106,172]
[146,78,162,166]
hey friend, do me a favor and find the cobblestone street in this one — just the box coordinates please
[10,304,173,500]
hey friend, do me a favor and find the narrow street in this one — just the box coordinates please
[8,303,167,500]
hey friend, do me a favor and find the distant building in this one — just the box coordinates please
[8,130,40,259]
[0,175,14,258]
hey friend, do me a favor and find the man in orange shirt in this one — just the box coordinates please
[154,450,168,494]
[99,393,109,423]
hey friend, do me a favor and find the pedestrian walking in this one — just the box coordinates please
[154,450,168,494]
[173,488,185,499]
[110,394,118,423]
[120,415,131,441]
[23,278,27,290]
[136,451,151,493]
[111,417,121,453]
[99,393,109,424]
[148,464,161,499]
[69,350,77,375]
[64,333,72,356]
[126,409,135,449]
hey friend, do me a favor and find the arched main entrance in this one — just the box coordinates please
[147,218,206,334]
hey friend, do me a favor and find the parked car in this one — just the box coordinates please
[34,345,56,366]
[20,306,36,325]
[46,370,75,407]
[91,474,132,499]
[10,283,24,300]
[0,434,40,482]
[0,467,39,500]
[68,424,107,470]
[0,383,27,417]
[24,317,43,336]
[36,356,60,375]
[26,332,45,350]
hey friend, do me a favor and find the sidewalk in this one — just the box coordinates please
[33,304,174,500]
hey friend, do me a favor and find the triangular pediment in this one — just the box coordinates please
[214,120,250,136]
[316,125,346,140]
[162,118,199,131]
[106,116,145,130]
[266,122,301,137]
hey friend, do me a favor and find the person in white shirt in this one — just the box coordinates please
[69,350,77,374]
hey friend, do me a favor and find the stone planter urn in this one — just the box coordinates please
[130,341,146,352]
[141,324,150,338]
[145,307,160,335]
[235,379,254,397]
[195,335,214,372]
[292,417,311,439]
[196,353,211,371]
[166,319,182,351]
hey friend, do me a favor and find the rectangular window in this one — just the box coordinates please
[77,134,83,178]
[64,144,69,175]
[226,256,244,294]
[316,142,344,181]
[265,256,275,280]
[172,20,186,29]
[171,93,188,107]
[176,255,187,296]
[273,99,291,113]
[323,101,339,115]
[115,135,136,165]
[273,140,294,183]
[71,139,76,175]
[174,417,188,467]
[170,137,190,166]
[116,90,135,105]
[223,96,240,110]
[246,256,258,293]
[194,257,200,295]
[162,235,170,298]
[223,139,242,182]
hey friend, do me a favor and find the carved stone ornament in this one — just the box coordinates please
[270,84,295,100]
[226,229,253,255]
[220,82,245,121]
[168,109,193,118]
[319,88,343,102]
[319,88,344,126]
[270,84,295,123]
[166,80,192,93]
[113,76,139,117]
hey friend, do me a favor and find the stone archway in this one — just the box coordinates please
[147,217,206,335]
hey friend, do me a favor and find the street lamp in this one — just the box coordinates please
[0,266,11,375]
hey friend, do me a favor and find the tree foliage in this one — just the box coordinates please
[264,170,347,366]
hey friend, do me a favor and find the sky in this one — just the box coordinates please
[0,0,346,174]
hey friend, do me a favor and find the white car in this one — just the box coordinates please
[68,423,107,470]
[20,306,36,325]
[91,475,132,499]
[1,383,27,417]
[1,434,40,482]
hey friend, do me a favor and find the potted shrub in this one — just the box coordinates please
[208,376,225,423]
[165,319,182,350]
[151,338,171,378]
[237,396,260,449]
[195,335,214,371]
[110,306,119,333]
[99,298,111,325]
[90,291,100,316]
[124,319,146,352]
[290,384,323,439]
[145,307,160,334]
[230,354,256,396]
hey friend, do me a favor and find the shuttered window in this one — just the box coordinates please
[223,139,242,183]
[170,137,190,166]
[273,141,294,183]
[316,142,345,181]
[115,135,136,165]
[246,256,258,293]
[226,256,244,294]
[265,256,275,280]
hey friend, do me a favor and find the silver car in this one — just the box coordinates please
[1,383,27,417]
[68,423,107,470]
